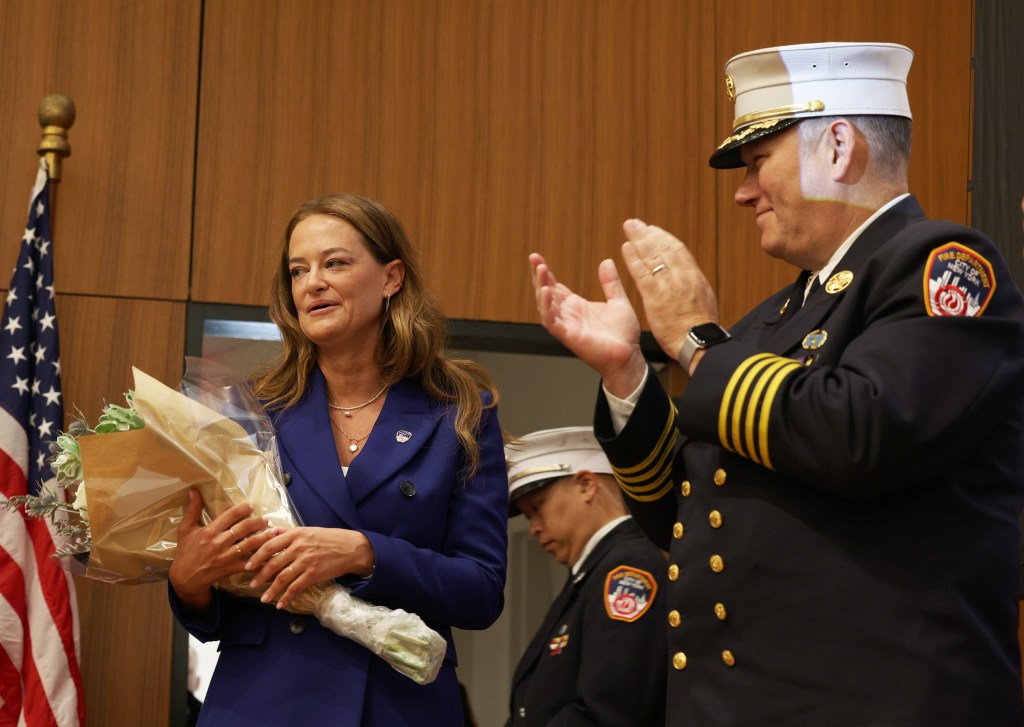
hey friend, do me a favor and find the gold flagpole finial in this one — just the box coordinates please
[37,93,76,181]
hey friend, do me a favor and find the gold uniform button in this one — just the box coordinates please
[668,610,681,628]
[722,650,736,667]
[672,522,684,539]
[668,564,680,581]
[672,652,688,670]
[713,469,727,486]
[709,555,725,573]
[714,602,728,620]
[680,480,692,497]
[708,510,723,528]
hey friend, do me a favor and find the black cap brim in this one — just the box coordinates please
[507,477,559,518]
[708,117,801,169]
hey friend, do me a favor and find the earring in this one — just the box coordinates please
[385,293,391,313]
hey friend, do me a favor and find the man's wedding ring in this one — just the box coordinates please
[651,263,668,275]
[229,525,239,540]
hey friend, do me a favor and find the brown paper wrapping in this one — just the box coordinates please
[77,367,298,588]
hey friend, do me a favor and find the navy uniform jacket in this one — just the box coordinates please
[596,197,1024,725]
[171,370,509,726]
[507,518,667,726]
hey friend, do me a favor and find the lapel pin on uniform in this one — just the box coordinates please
[396,430,412,443]
[825,270,854,294]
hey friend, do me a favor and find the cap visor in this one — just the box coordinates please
[709,118,800,169]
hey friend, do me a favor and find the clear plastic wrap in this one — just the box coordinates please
[61,359,447,684]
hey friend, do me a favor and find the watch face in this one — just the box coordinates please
[690,323,731,347]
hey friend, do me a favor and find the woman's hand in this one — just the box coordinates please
[168,490,276,614]
[245,526,375,611]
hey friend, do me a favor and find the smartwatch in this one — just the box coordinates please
[678,322,731,371]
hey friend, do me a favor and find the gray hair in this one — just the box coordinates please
[798,115,912,177]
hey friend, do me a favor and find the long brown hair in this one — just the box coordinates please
[253,193,499,476]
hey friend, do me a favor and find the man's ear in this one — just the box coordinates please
[574,471,599,502]
[826,119,859,182]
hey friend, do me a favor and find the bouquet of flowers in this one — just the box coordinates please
[6,358,446,685]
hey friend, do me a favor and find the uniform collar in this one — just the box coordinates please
[808,192,911,297]
[571,515,631,577]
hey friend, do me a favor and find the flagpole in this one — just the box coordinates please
[37,93,76,183]
[1,93,85,725]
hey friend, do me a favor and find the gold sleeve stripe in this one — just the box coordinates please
[728,355,778,458]
[719,353,775,452]
[745,358,800,465]
[609,396,678,504]
[614,429,677,484]
[718,353,800,468]
[756,361,801,470]
[613,400,679,476]
[613,431,676,499]
[614,465,673,496]
[618,477,675,502]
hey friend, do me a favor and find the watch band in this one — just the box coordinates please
[678,323,731,371]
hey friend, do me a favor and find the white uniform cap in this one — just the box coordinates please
[710,41,914,169]
[505,426,613,517]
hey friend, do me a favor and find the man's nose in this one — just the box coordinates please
[734,169,759,207]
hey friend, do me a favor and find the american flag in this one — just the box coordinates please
[0,160,85,726]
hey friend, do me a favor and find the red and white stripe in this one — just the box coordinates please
[1,406,84,727]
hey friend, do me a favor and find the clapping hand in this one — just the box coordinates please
[529,252,647,398]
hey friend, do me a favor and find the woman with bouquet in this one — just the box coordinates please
[168,194,509,725]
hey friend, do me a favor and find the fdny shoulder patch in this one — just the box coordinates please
[923,242,996,317]
[604,565,657,622]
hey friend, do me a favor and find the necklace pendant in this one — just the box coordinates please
[343,411,352,417]
[348,442,358,453]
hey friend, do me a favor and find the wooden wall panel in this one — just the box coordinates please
[191,0,716,326]
[57,294,187,727]
[0,0,199,301]
[713,0,974,325]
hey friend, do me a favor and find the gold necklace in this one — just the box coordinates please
[330,415,371,453]
[327,383,389,417]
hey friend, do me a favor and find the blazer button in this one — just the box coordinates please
[714,602,728,621]
[709,510,723,528]
[672,652,688,670]
[680,480,691,497]
[709,555,725,573]
[668,610,681,628]
[713,468,727,486]
[721,649,736,667]
[399,480,416,498]
[283,471,292,486]
[289,617,306,635]
[668,564,679,581]
[672,522,684,539]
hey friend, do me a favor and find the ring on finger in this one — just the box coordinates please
[233,543,246,559]
[286,565,296,576]
[229,525,239,540]
[651,263,668,275]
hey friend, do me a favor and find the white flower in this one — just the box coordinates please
[71,482,89,521]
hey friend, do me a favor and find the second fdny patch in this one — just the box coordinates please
[604,565,657,622]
